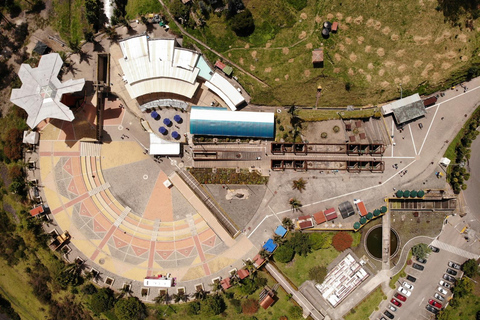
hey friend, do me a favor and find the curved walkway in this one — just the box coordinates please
[389,235,434,276]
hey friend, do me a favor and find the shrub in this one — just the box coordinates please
[309,233,332,250]
[90,288,115,314]
[239,278,258,295]
[321,132,327,139]
[114,297,147,320]
[412,243,431,259]
[332,232,353,252]
[308,266,327,283]
[274,244,294,263]
[82,283,97,295]
[187,301,201,315]
[230,9,255,36]
[279,125,285,131]
[4,128,23,161]
[333,125,340,133]
[462,259,479,278]
[242,299,259,315]
[230,298,242,314]
[202,293,225,315]
[285,0,307,11]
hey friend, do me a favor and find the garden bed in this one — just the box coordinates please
[188,168,268,184]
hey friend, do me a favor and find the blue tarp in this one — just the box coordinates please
[274,225,287,237]
[263,239,277,253]
[159,127,167,134]
[151,111,159,119]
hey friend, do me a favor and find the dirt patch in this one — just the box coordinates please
[335,53,342,61]
[349,52,357,62]
[299,31,307,39]
[398,64,407,72]
[358,68,364,74]
[245,44,250,49]
[366,19,374,27]
[250,65,256,71]
[366,74,372,82]
[288,58,295,63]
[282,47,289,55]
[382,26,391,35]
[345,37,352,45]
[354,16,364,24]
[396,49,406,57]
[446,51,457,59]
[377,48,385,56]
[458,34,467,42]
[365,45,372,53]
[381,81,390,88]
[334,68,341,73]
[441,62,451,70]
[368,63,374,69]
[251,51,257,58]
[414,35,432,45]
[275,78,280,82]
[391,34,399,41]
[315,16,322,23]
[385,61,396,68]
[421,63,434,77]
[306,43,313,49]
[339,43,346,51]
[374,21,382,30]
[336,12,344,20]
[301,12,308,19]
[345,16,352,23]
[414,60,423,68]
[419,0,425,6]
[434,31,451,44]
[432,72,441,81]
[285,74,289,80]
[357,36,364,44]
[402,75,411,84]
[378,69,385,76]
[461,55,469,61]
[348,68,354,76]
[304,70,311,77]
[266,42,272,48]
[239,57,244,65]
[327,13,334,20]
[265,67,272,73]
[394,77,401,84]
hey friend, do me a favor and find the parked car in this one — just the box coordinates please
[443,274,456,283]
[406,275,417,283]
[416,257,427,264]
[402,282,414,290]
[412,263,424,271]
[388,304,397,312]
[448,261,461,270]
[429,245,440,253]
[418,123,423,129]
[395,293,407,302]
[429,299,442,309]
[390,298,402,307]
[384,310,395,319]
[426,304,439,314]
[446,268,458,276]
[439,280,451,289]
[437,287,448,295]
[434,293,445,301]
[398,287,411,297]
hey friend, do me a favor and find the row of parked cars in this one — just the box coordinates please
[425,260,461,315]
[380,245,440,319]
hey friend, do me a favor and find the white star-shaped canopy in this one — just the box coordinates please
[10,53,85,129]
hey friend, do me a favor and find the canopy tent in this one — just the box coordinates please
[263,239,277,253]
[373,209,380,216]
[10,53,85,129]
[158,127,167,134]
[366,212,373,220]
[403,190,411,198]
[151,111,159,119]
[163,118,171,126]
[410,190,418,198]
[23,131,39,144]
[360,217,367,225]
[380,206,388,213]
[353,222,361,230]
[171,131,180,139]
[274,225,287,237]
[417,190,425,198]
[173,115,182,122]
[396,190,404,198]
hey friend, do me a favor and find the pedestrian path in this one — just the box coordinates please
[430,239,479,260]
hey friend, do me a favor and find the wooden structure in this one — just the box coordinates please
[312,48,324,68]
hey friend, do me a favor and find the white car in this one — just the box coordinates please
[388,304,397,312]
[439,280,451,289]
[402,282,414,290]
[398,287,412,297]
[437,286,448,295]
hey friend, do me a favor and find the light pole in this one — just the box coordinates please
[399,83,403,99]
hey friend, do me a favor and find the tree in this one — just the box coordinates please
[273,234,286,245]
[172,291,188,303]
[290,232,311,256]
[289,198,302,212]
[308,266,327,283]
[114,297,147,320]
[171,0,190,21]
[242,298,259,315]
[4,128,23,161]
[230,9,255,36]
[292,178,307,192]
[309,232,332,250]
[192,288,207,301]
[209,280,222,293]
[462,259,479,278]
[244,259,256,274]
[453,277,474,298]
[259,249,270,260]
[89,288,115,314]
[186,301,201,315]
[81,283,97,295]
[202,293,225,315]
[274,243,295,263]
[49,295,93,320]
[411,243,431,259]
[332,232,353,252]
[154,291,168,304]
[282,217,294,231]
[239,278,258,295]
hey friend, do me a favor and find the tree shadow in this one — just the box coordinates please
[79,51,93,65]
[93,40,105,53]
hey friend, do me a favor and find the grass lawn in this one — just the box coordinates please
[182,0,480,107]
[125,0,162,19]
[51,0,89,44]
[344,286,385,320]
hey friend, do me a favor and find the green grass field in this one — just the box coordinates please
[186,0,480,107]
[344,286,385,320]
[51,0,90,44]
[125,0,162,19]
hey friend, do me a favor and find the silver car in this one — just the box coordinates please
[402,281,414,290]
[388,304,397,312]
[437,286,448,295]
[434,293,445,301]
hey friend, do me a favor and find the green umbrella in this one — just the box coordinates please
[366,212,373,220]
[373,209,381,216]
[381,206,387,213]
[417,190,425,198]
[353,222,361,230]
[360,217,367,225]
[403,190,410,198]
[396,190,404,198]
[410,190,417,198]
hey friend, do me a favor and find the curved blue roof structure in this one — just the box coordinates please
[189,106,274,138]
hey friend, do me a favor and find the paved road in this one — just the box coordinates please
[389,236,435,276]
[265,263,325,320]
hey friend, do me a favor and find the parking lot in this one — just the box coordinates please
[375,248,466,320]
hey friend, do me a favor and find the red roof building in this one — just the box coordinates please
[220,277,231,290]
[355,200,368,217]
[299,220,313,229]
[215,60,226,70]
[238,269,250,280]
[260,294,275,309]
[324,208,338,221]
[313,211,326,225]
[253,254,265,268]
[30,205,44,217]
